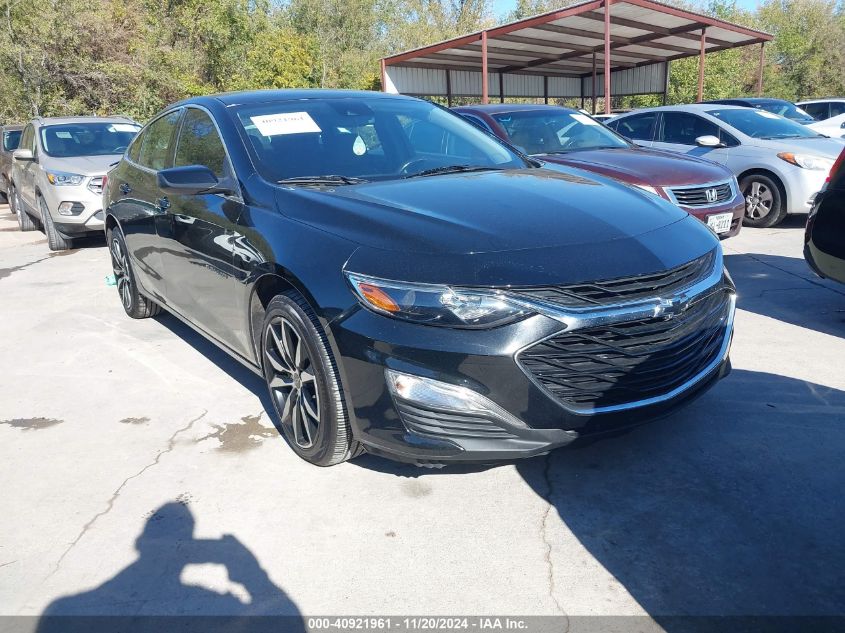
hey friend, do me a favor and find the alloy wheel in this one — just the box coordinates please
[265,317,321,448]
[745,181,774,220]
[110,236,132,311]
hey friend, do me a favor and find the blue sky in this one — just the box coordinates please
[490,0,761,20]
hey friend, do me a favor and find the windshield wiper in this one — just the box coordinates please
[277,175,368,186]
[403,165,501,179]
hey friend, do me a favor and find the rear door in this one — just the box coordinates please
[113,109,183,303]
[158,106,247,355]
[609,112,658,148]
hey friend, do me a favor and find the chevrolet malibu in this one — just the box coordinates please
[104,90,736,467]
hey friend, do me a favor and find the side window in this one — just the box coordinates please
[614,113,657,142]
[830,102,845,117]
[174,108,228,178]
[719,129,740,148]
[127,128,145,163]
[801,102,829,120]
[3,130,21,152]
[660,112,720,145]
[19,124,35,152]
[138,110,182,171]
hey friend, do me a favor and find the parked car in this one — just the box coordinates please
[805,148,845,284]
[9,116,140,250]
[454,104,744,238]
[0,124,23,203]
[104,90,735,467]
[607,104,844,227]
[806,112,845,139]
[796,98,845,122]
[704,98,816,124]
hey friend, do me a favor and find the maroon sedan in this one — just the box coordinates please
[454,104,744,238]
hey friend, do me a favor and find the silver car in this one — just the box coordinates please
[608,104,844,227]
[10,116,140,250]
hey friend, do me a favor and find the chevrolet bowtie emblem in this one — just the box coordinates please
[654,297,682,319]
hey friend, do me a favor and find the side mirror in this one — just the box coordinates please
[695,135,723,148]
[157,165,229,196]
[13,148,34,162]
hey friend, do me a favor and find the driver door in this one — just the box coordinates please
[652,112,733,165]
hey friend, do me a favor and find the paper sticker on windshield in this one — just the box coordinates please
[756,111,780,119]
[109,123,139,133]
[352,136,367,156]
[571,113,600,126]
[250,112,321,136]
[55,131,72,139]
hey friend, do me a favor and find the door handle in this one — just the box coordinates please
[119,182,132,195]
[155,196,170,212]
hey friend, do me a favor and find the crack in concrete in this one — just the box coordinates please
[737,252,845,299]
[48,410,208,577]
[540,454,569,627]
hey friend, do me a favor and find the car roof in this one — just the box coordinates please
[177,89,409,109]
[453,104,577,115]
[705,97,790,105]
[1,124,23,131]
[615,104,746,115]
[797,97,845,104]
[31,115,138,126]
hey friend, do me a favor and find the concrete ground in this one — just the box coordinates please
[1,205,843,629]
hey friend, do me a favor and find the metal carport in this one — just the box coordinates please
[380,0,772,113]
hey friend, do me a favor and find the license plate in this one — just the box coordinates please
[707,212,733,234]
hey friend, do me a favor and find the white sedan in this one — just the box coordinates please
[808,112,845,140]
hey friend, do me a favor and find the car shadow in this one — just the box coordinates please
[725,252,845,338]
[35,501,304,632]
[514,369,845,624]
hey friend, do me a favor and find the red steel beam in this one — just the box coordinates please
[697,27,706,102]
[481,30,489,104]
[604,0,611,114]
[756,42,765,96]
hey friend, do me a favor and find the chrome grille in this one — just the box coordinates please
[87,176,104,195]
[511,250,715,309]
[518,288,732,411]
[668,180,734,207]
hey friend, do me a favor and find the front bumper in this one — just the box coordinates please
[782,166,828,215]
[330,273,736,465]
[680,194,744,239]
[39,178,105,236]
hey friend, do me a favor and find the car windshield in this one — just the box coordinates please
[232,97,528,183]
[707,108,822,139]
[39,122,140,158]
[754,101,815,123]
[492,110,629,154]
[3,130,21,152]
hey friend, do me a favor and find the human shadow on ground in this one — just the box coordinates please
[515,369,845,629]
[36,502,304,633]
[725,252,845,338]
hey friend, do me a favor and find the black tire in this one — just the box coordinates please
[12,186,36,231]
[40,196,72,251]
[261,292,363,466]
[107,226,161,319]
[740,174,786,228]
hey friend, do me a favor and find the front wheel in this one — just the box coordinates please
[107,226,161,319]
[40,197,72,251]
[741,174,786,228]
[261,292,362,466]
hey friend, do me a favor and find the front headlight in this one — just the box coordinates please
[777,152,834,171]
[345,272,531,328]
[46,171,85,186]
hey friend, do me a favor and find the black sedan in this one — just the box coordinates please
[104,90,736,466]
[805,148,845,284]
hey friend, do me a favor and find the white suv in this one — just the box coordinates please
[10,116,140,250]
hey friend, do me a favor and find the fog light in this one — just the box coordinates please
[57,201,84,216]
[385,369,527,429]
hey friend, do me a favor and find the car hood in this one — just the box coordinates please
[275,168,688,257]
[537,147,731,187]
[43,154,122,176]
[749,137,845,157]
